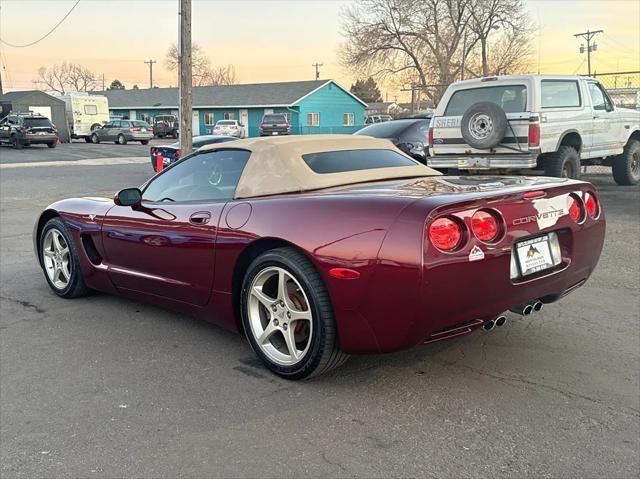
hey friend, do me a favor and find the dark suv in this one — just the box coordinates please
[0,113,58,149]
[153,115,179,138]
[259,113,290,136]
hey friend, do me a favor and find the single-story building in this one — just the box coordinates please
[95,80,367,137]
[366,101,407,118]
[0,90,70,142]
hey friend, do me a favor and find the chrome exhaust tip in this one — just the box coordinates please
[494,315,507,327]
[533,300,544,312]
[510,303,534,316]
[483,320,495,331]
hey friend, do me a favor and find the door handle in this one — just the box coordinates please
[189,211,211,225]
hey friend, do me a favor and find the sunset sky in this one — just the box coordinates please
[0,0,638,100]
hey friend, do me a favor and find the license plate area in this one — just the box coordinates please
[512,233,562,278]
[458,157,490,169]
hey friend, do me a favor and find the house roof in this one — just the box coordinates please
[93,80,367,109]
[196,134,439,199]
[0,90,65,104]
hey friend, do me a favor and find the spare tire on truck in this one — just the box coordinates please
[460,101,508,149]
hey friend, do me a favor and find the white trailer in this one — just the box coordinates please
[59,93,109,142]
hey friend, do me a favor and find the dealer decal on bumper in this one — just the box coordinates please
[469,245,485,262]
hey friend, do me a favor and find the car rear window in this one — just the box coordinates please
[131,120,149,127]
[24,117,53,127]
[541,80,581,108]
[354,120,418,138]
[263,114,287,123]
[445,85,527,116]
[302,149,416,174]
[217,120,236,126]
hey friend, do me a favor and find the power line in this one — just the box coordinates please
[0,0,81,48]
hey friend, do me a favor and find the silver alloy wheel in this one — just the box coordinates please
[42,229,71,290]
[118,135,125,144]
[468,113,494,140]
[248,266,313,366]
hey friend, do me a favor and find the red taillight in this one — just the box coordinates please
[567,194,584,222]
[175,150,181,158]
[585,192,598,218]
[528,123,540,147]
[428,217,462,251]
[471,210,500,242]
[329,268,360,279]
[151,148,158,155]
[428,127,434,147]
[259,123,265,129]
[131,127,141,132]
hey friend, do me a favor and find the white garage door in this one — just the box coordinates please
[29,106,52,118]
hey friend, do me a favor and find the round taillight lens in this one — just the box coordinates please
[471,210,500,242]
[567,194,583,222]
[585,192,598,218]
[429,217,462,251]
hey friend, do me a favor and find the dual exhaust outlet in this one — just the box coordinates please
[483,300,544,331]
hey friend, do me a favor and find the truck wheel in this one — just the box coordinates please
[612,139,640,186]
[84,137,92,143]
[543,146,580,179]
[460,102,508,149]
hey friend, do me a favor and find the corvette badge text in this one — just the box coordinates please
[513,208,565,226]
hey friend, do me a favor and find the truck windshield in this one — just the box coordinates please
[445,85,527,116]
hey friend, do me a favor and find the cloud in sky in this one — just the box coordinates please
[0,0,638,95]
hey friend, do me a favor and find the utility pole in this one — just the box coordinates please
[312,62,323,80]
[461,29,468,81]
[574,29,603,76]
[0,63,4,96]
[179,0,192,155]
[102,73,105,91]
[144,59,157,89]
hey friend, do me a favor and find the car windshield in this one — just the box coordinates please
[217,121,236,126]
[445,85,528,116]
[355,120,418,138]
[24,117,52,127]
[263,115,286,123]
[302,149,417,174]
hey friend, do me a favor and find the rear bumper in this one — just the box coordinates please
[24,133,57,144]
[129,133,153,141]
[260,129,290,136]
[427,153,538,169]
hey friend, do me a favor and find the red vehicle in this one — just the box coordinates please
[33,136,605,379]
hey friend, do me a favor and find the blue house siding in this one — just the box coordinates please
[295,83,365,135]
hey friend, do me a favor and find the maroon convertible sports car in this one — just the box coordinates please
[34,135,605,379]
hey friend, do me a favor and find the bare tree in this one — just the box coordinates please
[165,43,238,86]
[340,0,533,102]
[36,62,98,93]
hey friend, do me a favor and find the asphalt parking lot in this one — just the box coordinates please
[1,144,638,478]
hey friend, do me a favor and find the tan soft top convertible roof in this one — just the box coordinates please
[199,135,441,199]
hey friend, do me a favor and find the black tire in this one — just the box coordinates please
[543,146,581,179]
[10,135,23,149]
[141,140,149,145]
[84,137,92,143]
[612,139,640,186]
[47,141,56,149]
[117,134,127,145]
[39,217,91,299]
[240,247,348,379]
[460,101,508,149]
[91,133,100,144]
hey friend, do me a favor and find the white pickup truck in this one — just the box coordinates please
[427,75,640,185]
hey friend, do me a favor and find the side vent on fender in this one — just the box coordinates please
[81,234,102,265]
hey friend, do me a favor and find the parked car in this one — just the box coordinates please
[365,114,393,124]
[259,113,291,136]
[213,120,245,138]
[0,112,58,149]
[153,115,179,139]
[34,135,605,379]
[355,118,430,163]
[150,135,238,172]
[58,92,109,142]
[90,119,154,145]
[428,74,640,185]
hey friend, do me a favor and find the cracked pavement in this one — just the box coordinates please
[1,144,639,478]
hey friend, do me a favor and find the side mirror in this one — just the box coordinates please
[114,188,142,207]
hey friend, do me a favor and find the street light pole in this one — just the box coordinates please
[179,0,192,156]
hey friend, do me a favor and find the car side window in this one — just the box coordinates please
[142,149,251,203]
[588,82,613,111]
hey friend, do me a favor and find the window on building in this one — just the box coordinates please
[343,113,355,126]
[223,112,235,120]
[204,113,215,125]
[84,105,98,115]
[306,112,320,127]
